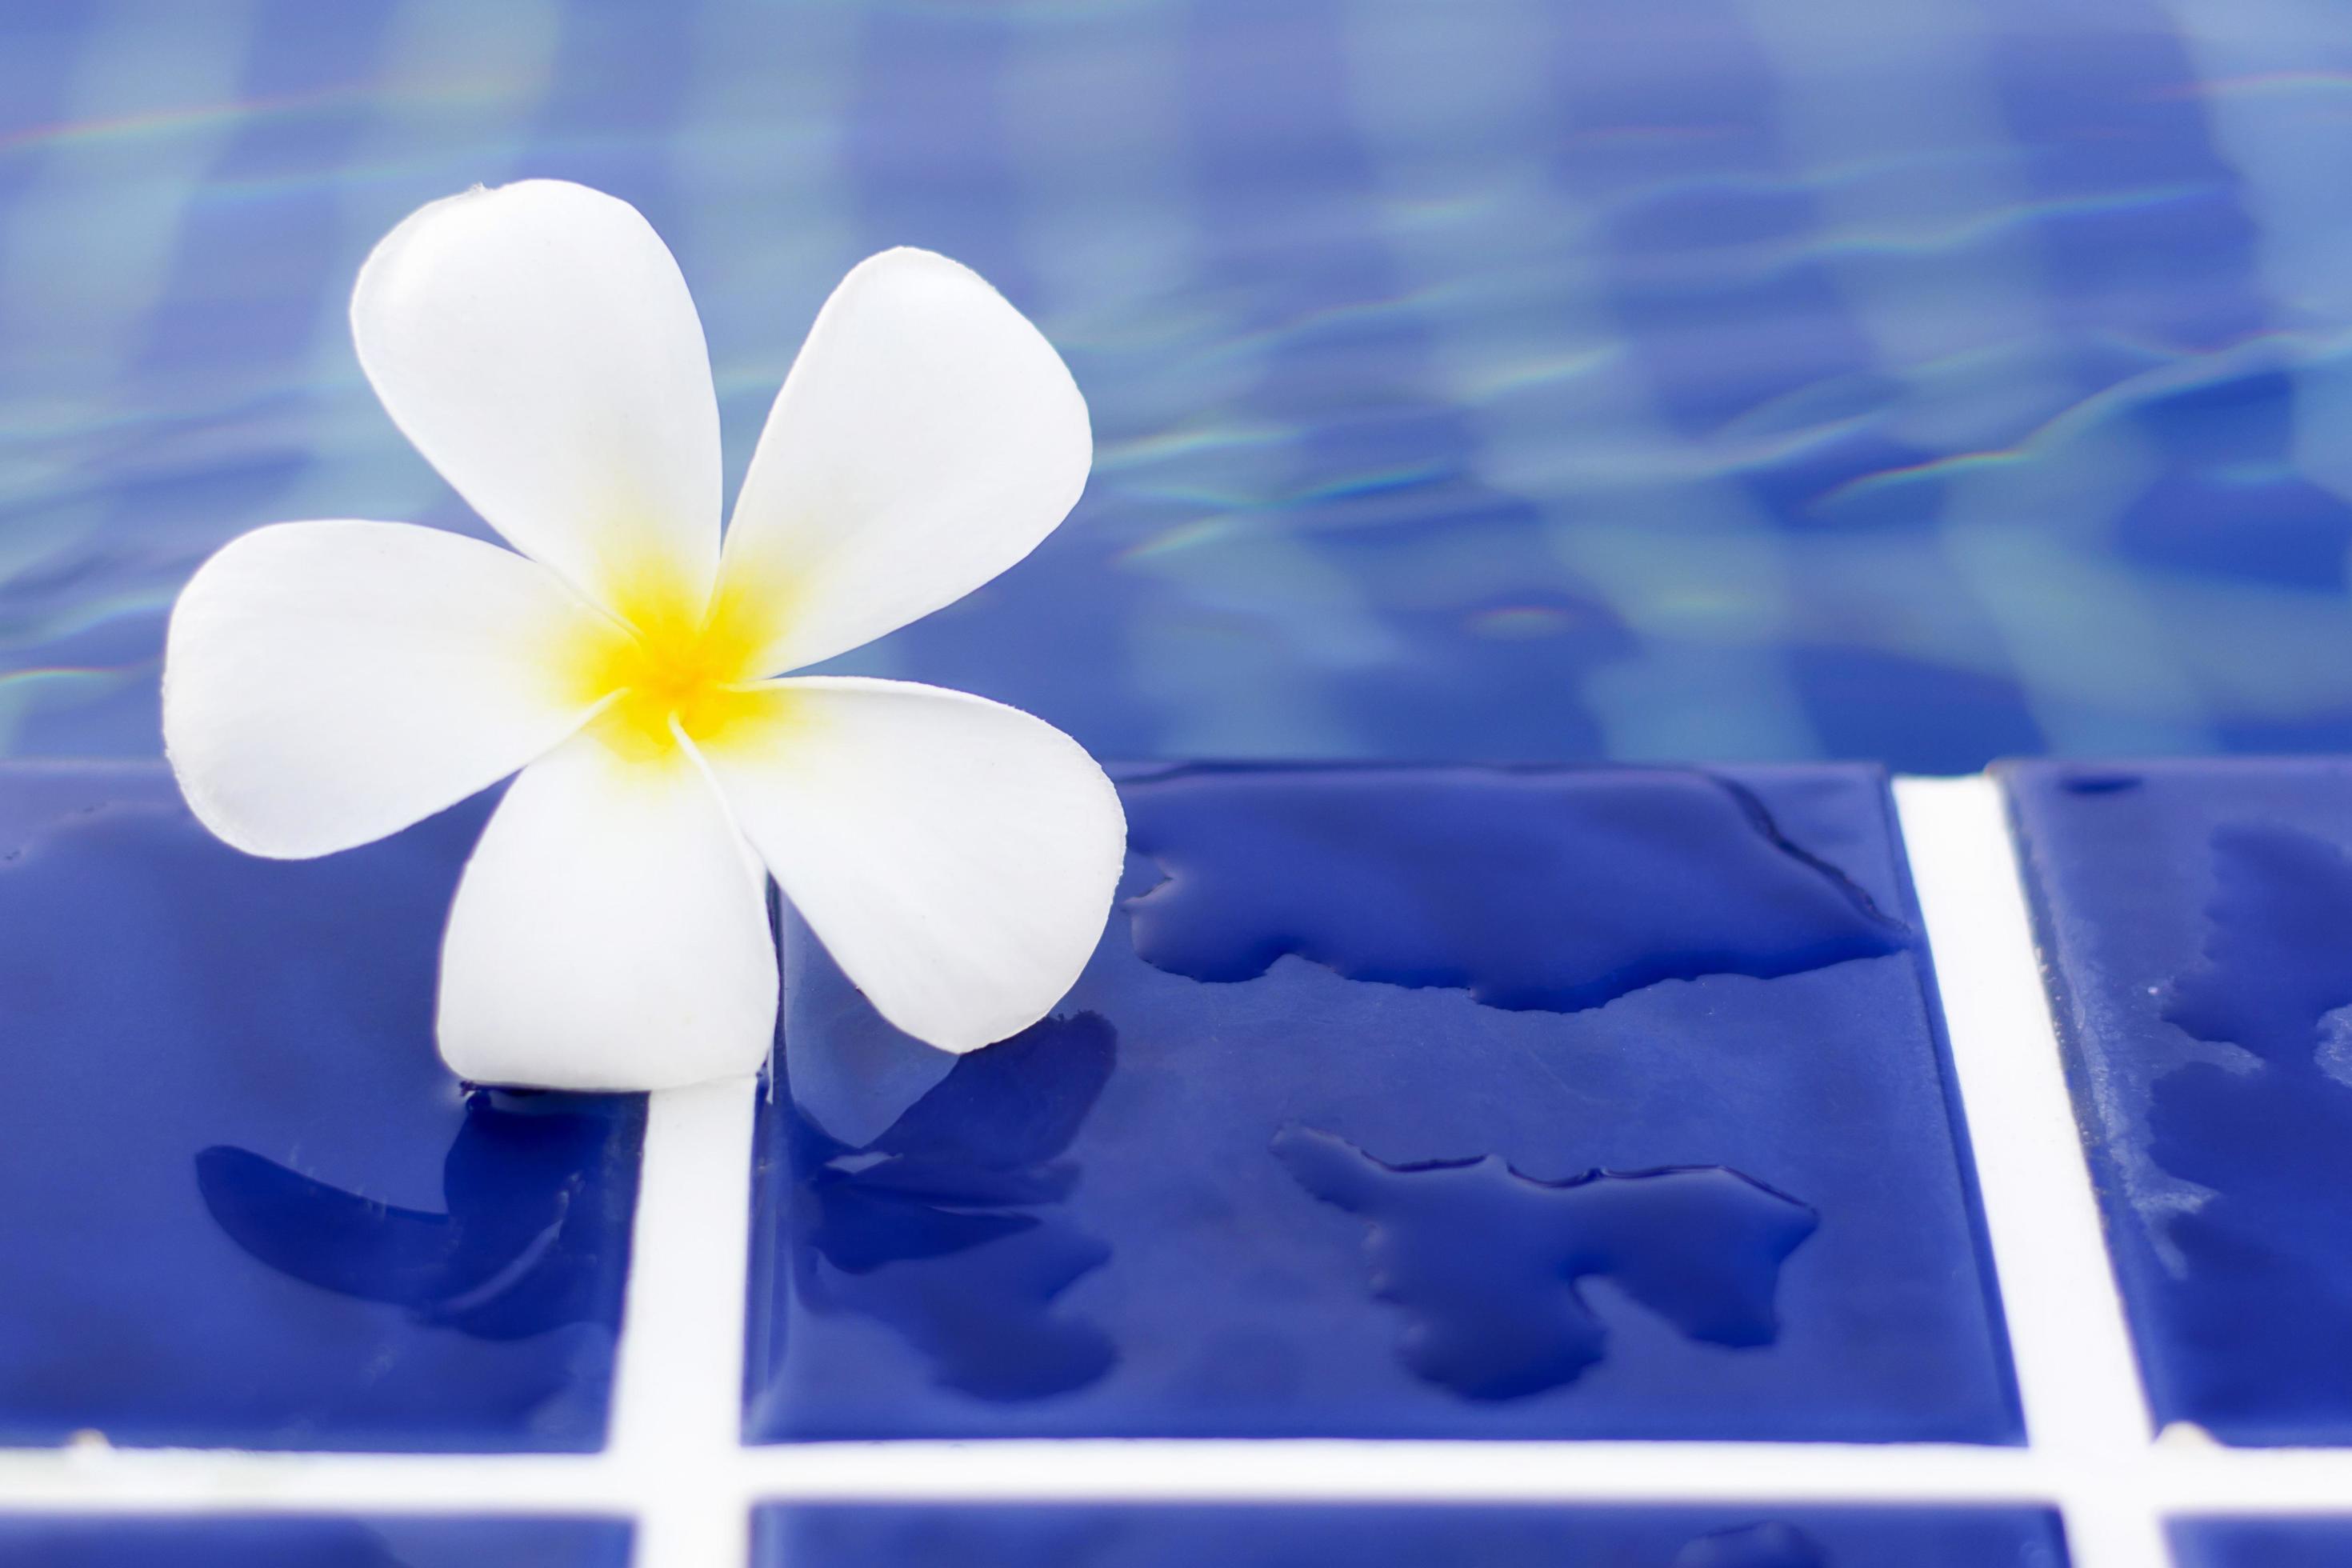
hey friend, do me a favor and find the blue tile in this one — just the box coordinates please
[752,1502,2072,1567]
[0,764,645,1451]
[2003,758,2352,1445]
[0,1515,631,1568]
[746,764,2018,1442]
[2170,1517,2352,1568]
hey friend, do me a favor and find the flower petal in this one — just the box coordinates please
[717,248,1092,674]
[352,180,722,618]
[163,520,610,859]
[698,677,1125,1054]
[437,734,778,1091]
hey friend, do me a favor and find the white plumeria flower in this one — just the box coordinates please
[162,179,1126,1092]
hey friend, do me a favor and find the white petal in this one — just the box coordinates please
[352,180,722,618]
[698,677,1125,1054]
[438,734,778,1091]
[716,248,1092,674]
[163,520,610,859]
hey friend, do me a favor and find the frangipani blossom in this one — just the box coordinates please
[162,179,1126,1091]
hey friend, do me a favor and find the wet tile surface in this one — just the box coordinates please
[751,1502,2072,1567]
[0,1515,632,1567]
[2005,759,2352,1446]
[0,765,645,1451]
[746,763,2018,1442]
[2170,1517,2352,1568]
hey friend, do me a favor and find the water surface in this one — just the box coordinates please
[6,0,2352,770]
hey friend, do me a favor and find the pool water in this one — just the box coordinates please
[3,0,2350,774]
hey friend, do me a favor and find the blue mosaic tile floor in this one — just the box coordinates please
[10,0,2352,1561]
[14,2,2352,1561]
[0,1516,632,1568]
[2003,759,2352,1446]
[746,762,2018,1442]
[751,1502,2074,1568]
[6,755,2350,1567]
[0,766,644,1452]
[2168,1517,2352,1568]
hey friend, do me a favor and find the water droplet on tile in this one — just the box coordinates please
[1673,1522,1830,1568]
[1273,1125,1817,1399]
[2164,824,2352,1068]
[2314,1006,2352,1091]
[2142,822,2352,1429]
[1123,766,1908,1014]
[2059,771,2142,796]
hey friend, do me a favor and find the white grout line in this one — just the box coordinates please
[722,1439,2349,1530]
[714,1438,2352,1514]
[7,777,2352,1559]
[4,1438,2352,1516]
[1892,777,2170,1568]
[606,1074,762,1568]
[0,1451,621,1514]
[725,1437,2270,1506]
[0,1074,767,1558]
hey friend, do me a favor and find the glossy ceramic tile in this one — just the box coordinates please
[0,764,646,1451]
[2004,759,2352,1446]
[2169,1517,2352,1568]
[746,763,2019,1442]
[0,1515,632,1568]
[751,1502,2072,1567]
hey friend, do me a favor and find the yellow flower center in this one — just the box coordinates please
[567,578,774,762]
